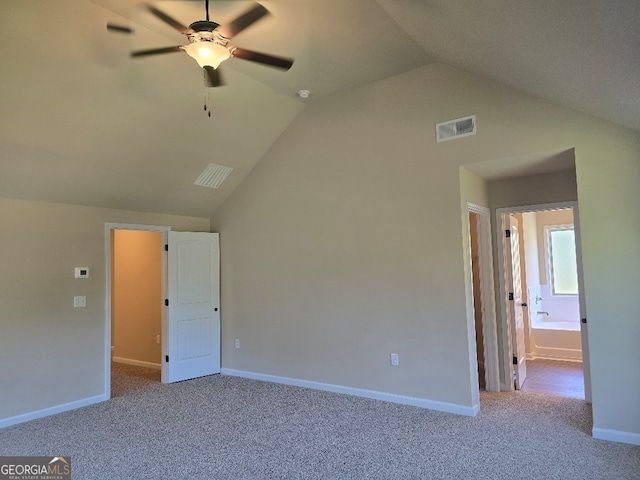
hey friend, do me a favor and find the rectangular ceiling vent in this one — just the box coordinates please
[194,163,234,189]
[436,115,476,142]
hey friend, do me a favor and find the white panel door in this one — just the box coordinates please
[506,215,527,389]
[164,232,220,383]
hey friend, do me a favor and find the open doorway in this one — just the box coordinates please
[104,223,221,398]
[496,202,591,401]
[466,203,500,392]
[105,223,169,399]
[111,228,164,396]
[470,211,486,390]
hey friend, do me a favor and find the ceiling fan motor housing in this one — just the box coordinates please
[189,20,221,33]
[188,20,230,49]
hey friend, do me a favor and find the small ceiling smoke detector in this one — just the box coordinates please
[194,163,233,189]
[297,89,311,99]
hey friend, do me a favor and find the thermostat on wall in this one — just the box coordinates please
[75,267,89,278]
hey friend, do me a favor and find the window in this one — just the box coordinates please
[545,225,579,295]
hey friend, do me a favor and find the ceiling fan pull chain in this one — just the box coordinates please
[203,71,208,114]
[203,79,212,118]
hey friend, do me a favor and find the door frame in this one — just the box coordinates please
[466,203,501,391]
[495,201,590,399]
[104,222,169,399]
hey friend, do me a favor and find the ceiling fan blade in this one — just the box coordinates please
[217,4,269,38]
[107,23,134,34]
[204,66,224,88]
[146,5,193,35]
[231,47,294,71]
[131,46,184,58]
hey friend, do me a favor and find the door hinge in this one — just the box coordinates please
[508,292,514,301]
[165,355,169,362]
[165,244,168,252]
[505,229,511,238]
[164,299,169,306]
[513,355,517,365]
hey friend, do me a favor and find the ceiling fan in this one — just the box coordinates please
[107,1,294,88]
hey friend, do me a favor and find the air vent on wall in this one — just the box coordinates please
[194,163,234,189]
[436,115,476,142]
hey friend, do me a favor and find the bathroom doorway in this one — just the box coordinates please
[496,201,591,401]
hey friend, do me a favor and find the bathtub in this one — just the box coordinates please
[527,286,582,361]
[529,325,582,361]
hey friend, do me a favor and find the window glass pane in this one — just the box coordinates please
[550,229,578,295]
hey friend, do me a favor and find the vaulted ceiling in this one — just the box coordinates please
[1,0,638,217]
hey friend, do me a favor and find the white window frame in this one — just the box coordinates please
[544,224,579,297]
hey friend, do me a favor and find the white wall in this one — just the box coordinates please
[522,212,540,287]
[212,62,640,439]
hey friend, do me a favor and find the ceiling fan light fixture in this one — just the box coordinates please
[184,41,230,69]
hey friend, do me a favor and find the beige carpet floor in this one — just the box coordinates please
[0,363,638,479]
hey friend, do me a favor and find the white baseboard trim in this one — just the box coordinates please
[221,368,479,417]
[112,356,161,370]
[0,394,107,429]
[530,347,582,362]
[593,427,640,446]
[526,353,583,363]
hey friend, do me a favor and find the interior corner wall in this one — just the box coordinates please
[211,63,640,434]
[0,197,209,423]
[112,229,162,366]
[460,168,490,209]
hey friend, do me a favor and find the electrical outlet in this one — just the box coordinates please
[235,339,240,349]
[73,296,86,308]
[390,353,399,366]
